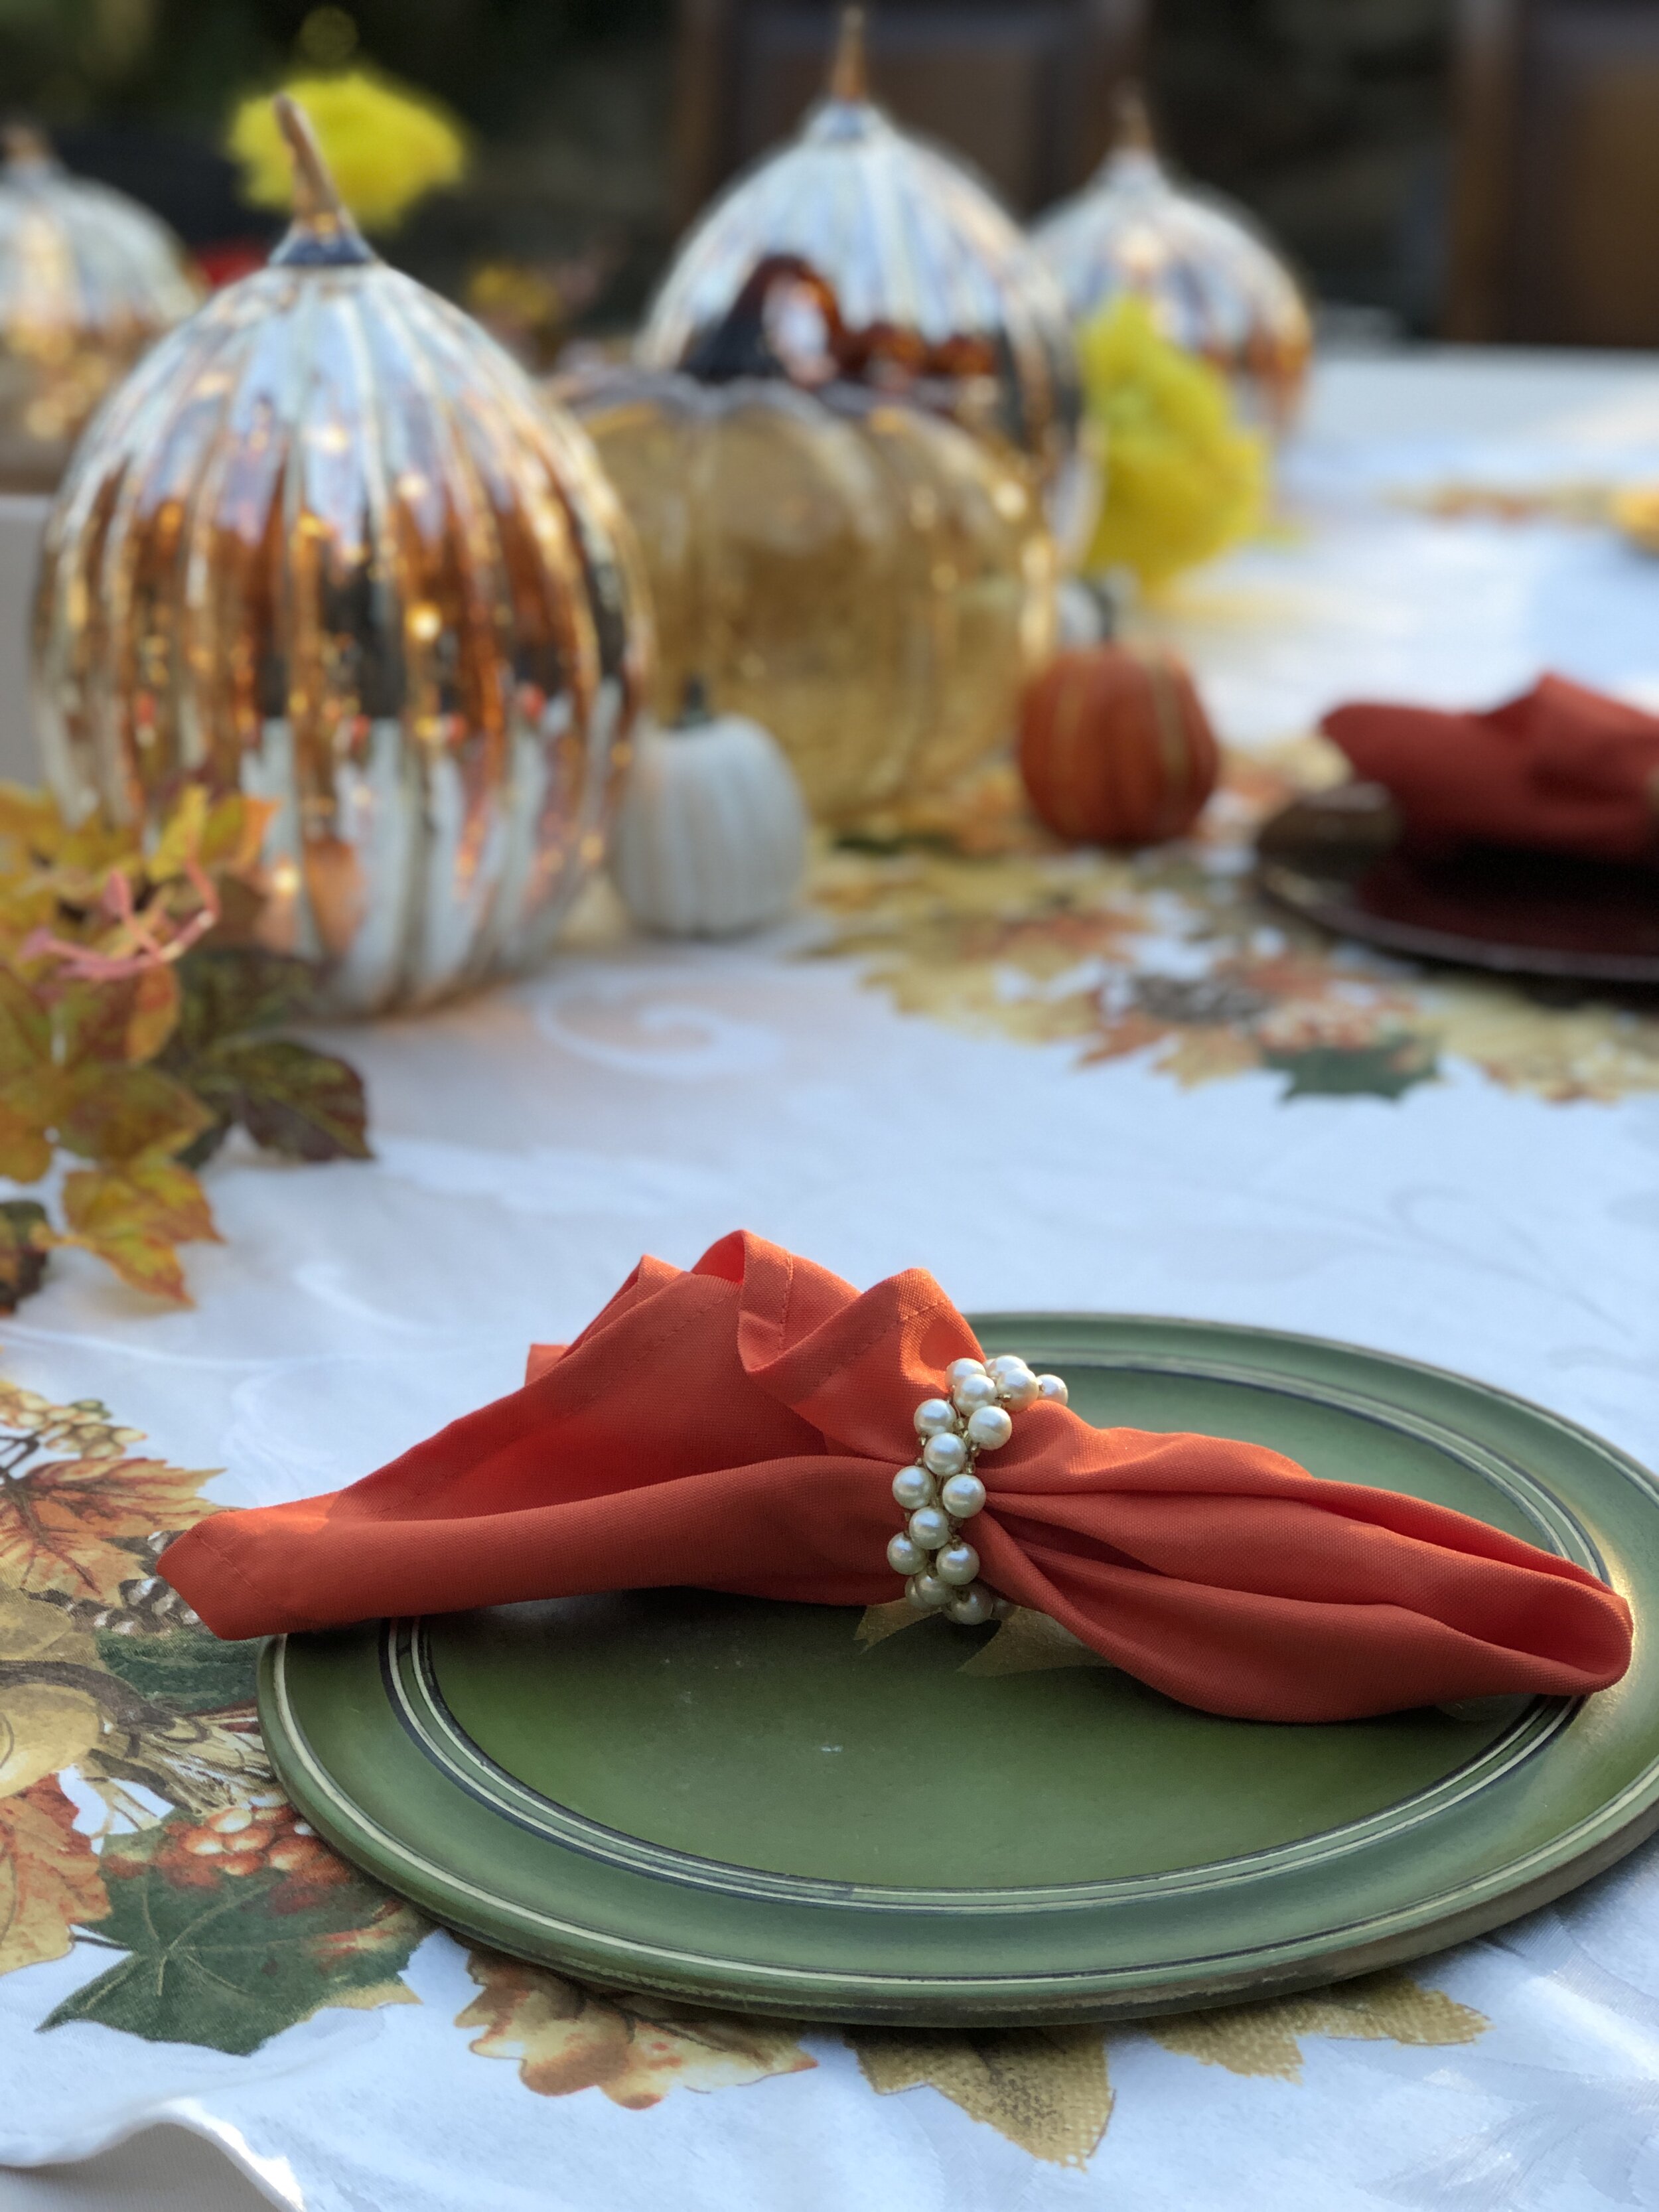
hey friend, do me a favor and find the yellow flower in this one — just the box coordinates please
[1611,482,1659,554]
[228,69,467,233]
[1077,295,1267,589]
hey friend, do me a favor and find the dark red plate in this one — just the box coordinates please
[1256,784,1659,985]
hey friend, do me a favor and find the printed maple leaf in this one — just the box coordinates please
[851,2024,1113,2167]
[0,1775,109,1976]
[45,1816,427,2054]
[0,1446,218,1603]
[459,1951,816,2108]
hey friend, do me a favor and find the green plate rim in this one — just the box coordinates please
[258,1313,1659,2024]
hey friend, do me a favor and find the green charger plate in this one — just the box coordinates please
[257,1316,1659,2025]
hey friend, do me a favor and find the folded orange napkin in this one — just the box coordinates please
[1323,674,1659,861]
[159,1232,1631,1723]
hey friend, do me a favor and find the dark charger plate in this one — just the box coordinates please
[258,1318,1659,2027]
[1256,784,1659,984]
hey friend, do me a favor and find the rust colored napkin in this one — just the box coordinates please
[159,1232,1631,1723]
[1323,674,1659,862]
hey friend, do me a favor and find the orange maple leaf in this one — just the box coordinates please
[0,1775,109,1976]
[0,1449,219,1602]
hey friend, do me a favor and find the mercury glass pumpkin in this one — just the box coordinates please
[1032,92,1313,434]
[637,7,1079,498]
[0,123,200,491]
[557,270,1057,821]
[33,98,648,1015]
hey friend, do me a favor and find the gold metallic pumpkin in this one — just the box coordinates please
[0,124,200,491]
[33,99,648,1015]
[1032,93,1313,434]
[637,9,1079,496]
[559,297,1057,822]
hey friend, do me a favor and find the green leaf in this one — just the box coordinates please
[56,1064,215,1164]
[0,966,49,1081]
[0,1199,49,1311]
[54,972,180,1071]
[94,1623,260,1714]
[58,1159,220,1305]
[172,948,321,1055]
[189,1037,371,1163]
[1263,1034,1439,1102]
[44,1824,425,2055]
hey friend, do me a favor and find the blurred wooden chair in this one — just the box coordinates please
[672,0,1147,224]
[1449,0,1659,344]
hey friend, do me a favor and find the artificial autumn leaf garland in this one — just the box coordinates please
[0,781,369,1308]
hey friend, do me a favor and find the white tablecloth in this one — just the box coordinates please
[3,347,1659,2212]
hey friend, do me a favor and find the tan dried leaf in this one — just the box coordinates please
[459,1951,815,2109]
[851,2025,1112,2166]
[1147,1970,1488,2081]
[0,1775,109,1976]
[956,1607,1112,1678]
[854,1599,928,1651]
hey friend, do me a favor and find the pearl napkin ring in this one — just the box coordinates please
[888,1355,1068,1625]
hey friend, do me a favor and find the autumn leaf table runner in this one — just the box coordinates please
[3,357,1659,2212]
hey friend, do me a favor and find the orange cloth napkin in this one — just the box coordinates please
[1323,674,1659,861]
[159,1232,1631,1723]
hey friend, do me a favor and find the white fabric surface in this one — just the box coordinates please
[4,346,1659,2210]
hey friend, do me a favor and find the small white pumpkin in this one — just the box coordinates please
[609,682,808,936]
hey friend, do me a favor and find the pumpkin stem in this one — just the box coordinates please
[679,676,714,727]
[828,7,869,102]
[1112,82,1156,157]
[1,121,53,171]
[269,94,376,267]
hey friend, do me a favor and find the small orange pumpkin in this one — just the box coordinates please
[1019,644,1219,845]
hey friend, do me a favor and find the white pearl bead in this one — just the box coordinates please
[887,1532,927,1576]
[1035,1374,1069,1408]
[946,1582,997,1627]
[892,1465,935,1511]
[907,1503,950,1550]
[946,1357,987,1389]
[938,1470,987,1519]
[985,1355,1029,1387]
[907,1571,952,1611]
[913,1397,958,1438]
[952,1371,1000,1415]
[936,1541,980,1586]
[922,1431,968,1477]
[989,1357,1039,1409]
[965,1404,1013,1451]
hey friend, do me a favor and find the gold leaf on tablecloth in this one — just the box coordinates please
[459,1951,816,2109]
[849,2025,1112,2166]
[956,1607,1112,1677]
[808,749,1659,1106]
[1146,1970,1487,2080]
[0,1775,108,1976]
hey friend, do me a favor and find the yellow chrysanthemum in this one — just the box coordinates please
[228,69,467,233]
[1078,294,1267,589]
[1611,483,1659,553]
